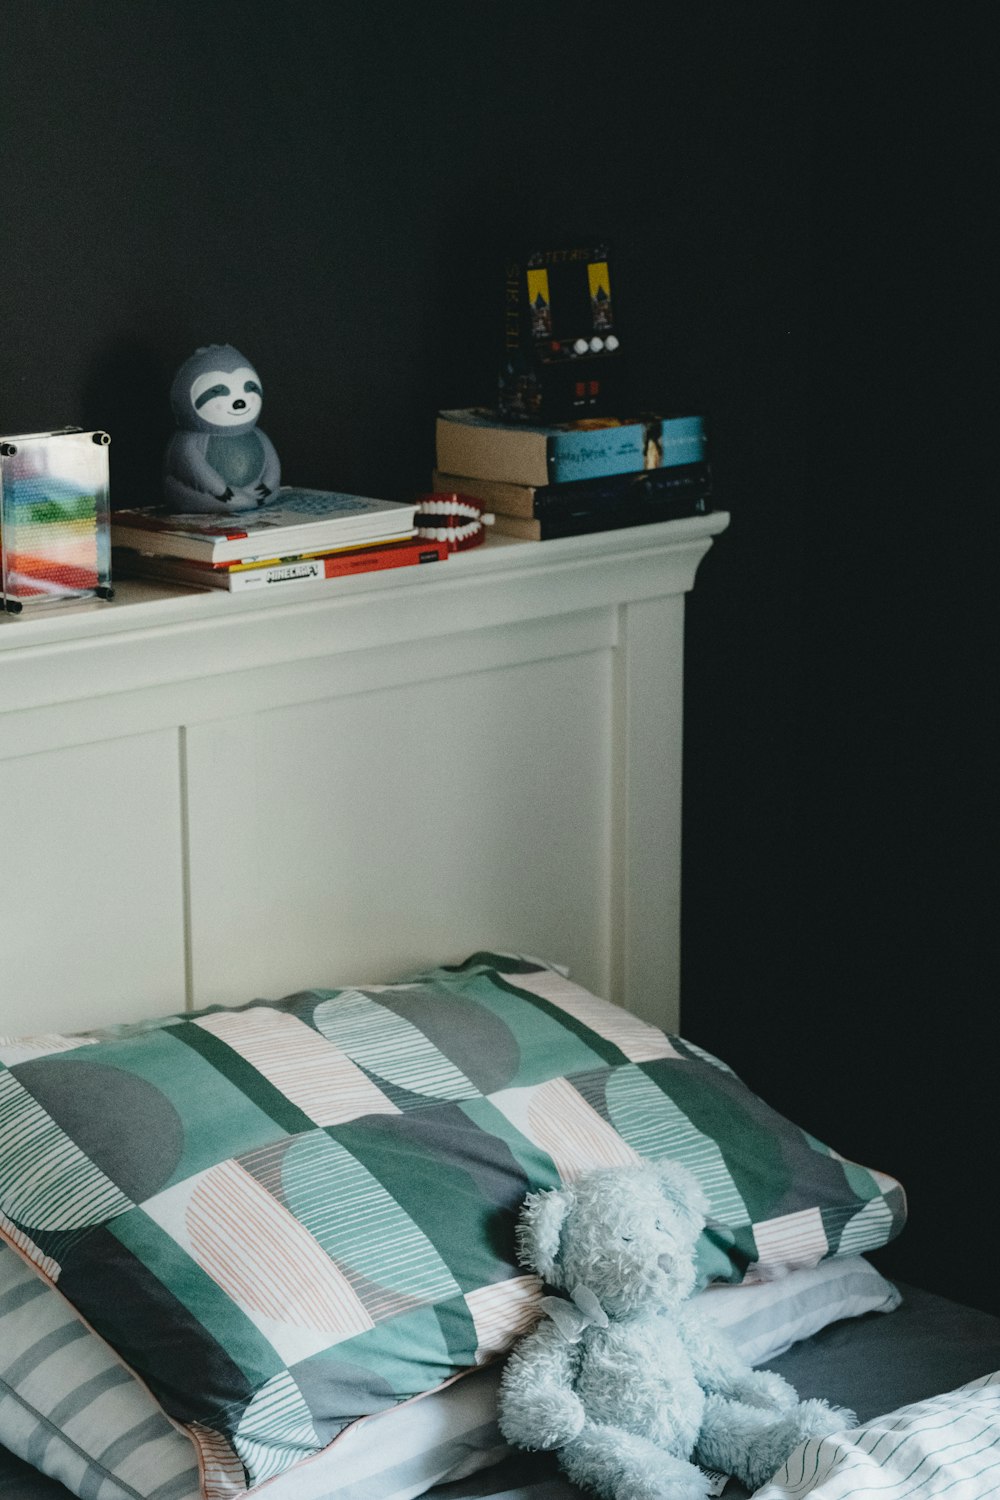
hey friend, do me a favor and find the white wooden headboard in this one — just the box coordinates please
[0,515,728,1038]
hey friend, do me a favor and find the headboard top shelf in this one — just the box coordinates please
[0,514,729,722]
[1,511,728,1036]
[1,514,729,640]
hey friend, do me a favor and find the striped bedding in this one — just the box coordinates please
[754,1370,1000,1499]
[5,1368,1000,1500]
[8,1367,1000,1500]
[0,1238,899,1500]
[429,1376,1000,1500]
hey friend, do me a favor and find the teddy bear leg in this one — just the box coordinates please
[696,1393,854,1492]
[559,1419,711,1500]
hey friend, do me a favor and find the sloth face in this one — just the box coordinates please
[189,366,263,427]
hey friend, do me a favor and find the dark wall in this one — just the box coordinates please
[683,14,993,1315]
[0,1,814,506]
[1,7,990,1311]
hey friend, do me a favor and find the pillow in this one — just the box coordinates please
[697,1253,901,1366]
[0,1238,200,1500]
[0,952,905,1496]
[0,1229,511,1500]
[0,1238,900,1500]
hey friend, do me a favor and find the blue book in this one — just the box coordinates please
[436,408,706,487]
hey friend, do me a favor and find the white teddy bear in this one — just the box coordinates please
[498,1160,853,1500]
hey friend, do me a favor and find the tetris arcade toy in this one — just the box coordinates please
[0,427,113,612]
[499,241,625,423]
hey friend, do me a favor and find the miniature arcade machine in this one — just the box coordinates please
[498,241,625,423]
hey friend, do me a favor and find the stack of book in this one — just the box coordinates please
[111,487,448,594]
[433,408,713,541]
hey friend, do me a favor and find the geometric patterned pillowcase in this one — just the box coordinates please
[0,952,906,1497]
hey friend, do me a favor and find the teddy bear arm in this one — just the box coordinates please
[498,1319,585,1452]
[676,1306,797,1409]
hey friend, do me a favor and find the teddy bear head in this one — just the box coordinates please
[516,1160,709,1320]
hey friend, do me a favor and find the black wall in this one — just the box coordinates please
[2,6,991,1312]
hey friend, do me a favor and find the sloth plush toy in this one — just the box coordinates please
[498,1161,853,1500]
[163,344,280,513]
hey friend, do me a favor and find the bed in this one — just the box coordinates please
[4,518,999,1500]
[4,1263,1000,1500]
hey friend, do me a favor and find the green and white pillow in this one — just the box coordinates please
[0,953,906,1496]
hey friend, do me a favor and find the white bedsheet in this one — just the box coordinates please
[753,1369,1000,1499]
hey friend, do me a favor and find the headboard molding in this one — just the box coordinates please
[1,515,728,1037]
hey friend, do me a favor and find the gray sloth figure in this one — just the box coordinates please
[163,344,281,513]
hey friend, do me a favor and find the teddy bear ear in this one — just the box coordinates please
[515,1185,575,1284]
[655,1160,710,1223]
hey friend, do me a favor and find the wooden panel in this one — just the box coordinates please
[186,649,614,1007]
[611,596,687,1032]
[0,731,186,1031]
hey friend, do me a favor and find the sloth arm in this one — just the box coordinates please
[166,432,228,494]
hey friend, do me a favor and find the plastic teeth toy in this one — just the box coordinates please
[413,492,494,551]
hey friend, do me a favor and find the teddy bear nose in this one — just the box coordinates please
[658,1252,674,1271]
[232,399,247,410]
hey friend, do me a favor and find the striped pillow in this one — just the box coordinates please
[0,1242,198,1500]
[698,1254,901,1365]
[0,1241,899,1500]
[0,953,906,1496]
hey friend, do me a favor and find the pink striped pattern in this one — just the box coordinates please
[143,1160,374,1362]
[492,1078,641,1182]
[464,1274,543,1363]
[750,1206,828,1274]
[0,1033,98,1066]
[190,1423,247,1500]
[186,1161,374,1340]
[505,969,679,1063]
[193,1008,399,1126]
